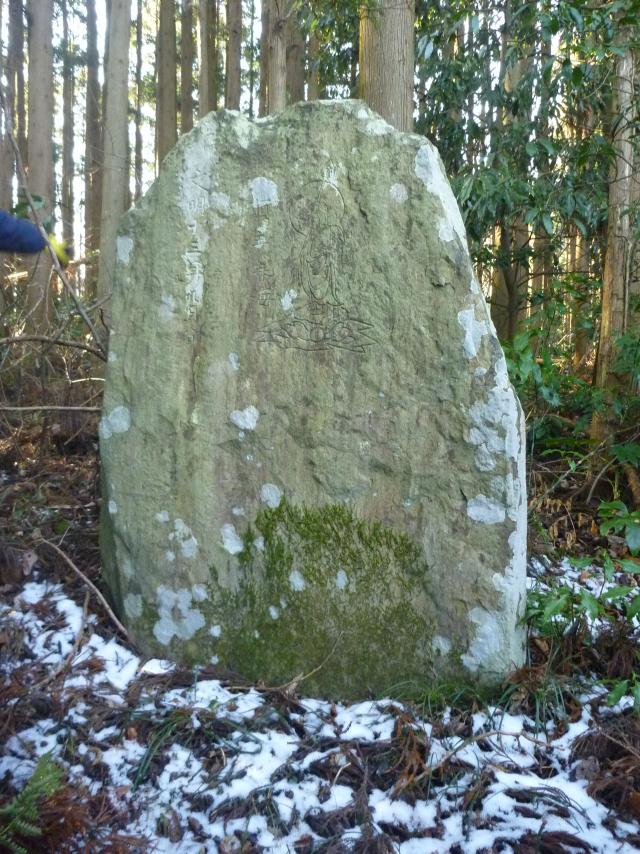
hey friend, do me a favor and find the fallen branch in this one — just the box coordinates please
[37,537,137,650]
[0,335,105,358]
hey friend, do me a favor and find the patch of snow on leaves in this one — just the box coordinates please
[2,566,639,854]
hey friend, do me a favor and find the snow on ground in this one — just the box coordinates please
[1,569,639,852]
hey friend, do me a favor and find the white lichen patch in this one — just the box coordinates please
[210,624,221,638]
[233,114,260,149]
[414,145,467,246]
[159,294,176,321]
[108,499,118,515]
[260,483,282,509]
[268,605,279,620]
[249,177,279,208]
[289,569,306,592]
[461,607,503,674]
[124,593,143,619]
[389,183,409,204]
[107,350,117,364]
[467,357,522,473]
[335,570,349,590]
[221,523,244,555]
[433,635,452,655]
[192,584,208,602]
[99,405,131,440]
[155,510,170,523]
[153,586,206,645]
[364,117,393,136]
[281,289,297,312]
[467,495,506,524]
[165,551,176,563]
[169,519,199,559]
[457,308,489,360]
[228,352,240,371]
[230,405,259,430]
[231,506,245,517]
[254,535,264,551]
[210,191,231,216]
[116,235,133,264]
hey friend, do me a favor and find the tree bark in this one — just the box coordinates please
[199,0,218,115]
[85,0,102,270]
[358,0,414,132]
[286,6,305,104]
[61,0,75,247]
[307,28,321,100]
[157,0,178,164]
[9,0,27,165]
[181,0,195,131]
[97,0,132,314]
[25,0,54,332]
[592,40,635,431]
[226,0,242,109]
[134,0,144,198]
[268,0,287,114]
[258,0,270,115]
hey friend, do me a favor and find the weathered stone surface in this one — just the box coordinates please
[101,100,526,699]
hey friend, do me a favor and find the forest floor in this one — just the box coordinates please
[1,432,640,853]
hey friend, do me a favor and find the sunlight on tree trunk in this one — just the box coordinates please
[226,0,242,109]
[268,0,287,114]
[181,0,195,132]
[592,40,635,440]
[97,0,132,317]
[25,0,54,333]
[199,0,218,115]
[157,0,178,165]
[358,0,414,132]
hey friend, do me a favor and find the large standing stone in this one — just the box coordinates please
[101,101,526,699]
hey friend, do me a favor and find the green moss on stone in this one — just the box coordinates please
[212,500,438,699]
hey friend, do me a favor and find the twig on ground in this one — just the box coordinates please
[37,537,137,650]
[31,591,90,691]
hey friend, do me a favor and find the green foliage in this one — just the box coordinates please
[525,554,640,710]
[599,501,640,554]
[0,753,64,854]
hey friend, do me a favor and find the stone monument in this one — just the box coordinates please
[100,101,527,699]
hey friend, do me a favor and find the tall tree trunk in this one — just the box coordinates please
[157,0,178,164]
[0,1,13,212]
[226,0,242,109]
[268,0,287,114]
[97,0,132,314]
[358,0,414,132]
[9,0,26,165]
[286,6,305,104]
[181,0,195,131]
[25,0,54,332]
[258,0,269,115]
[248,0,256,115]
[573,231,591,369]
[85,0,102,273]
[134,0,144,198]
[592,40,635,438]
[199,0,218,115]
[307,28,321,100]
[61,0,75,248]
